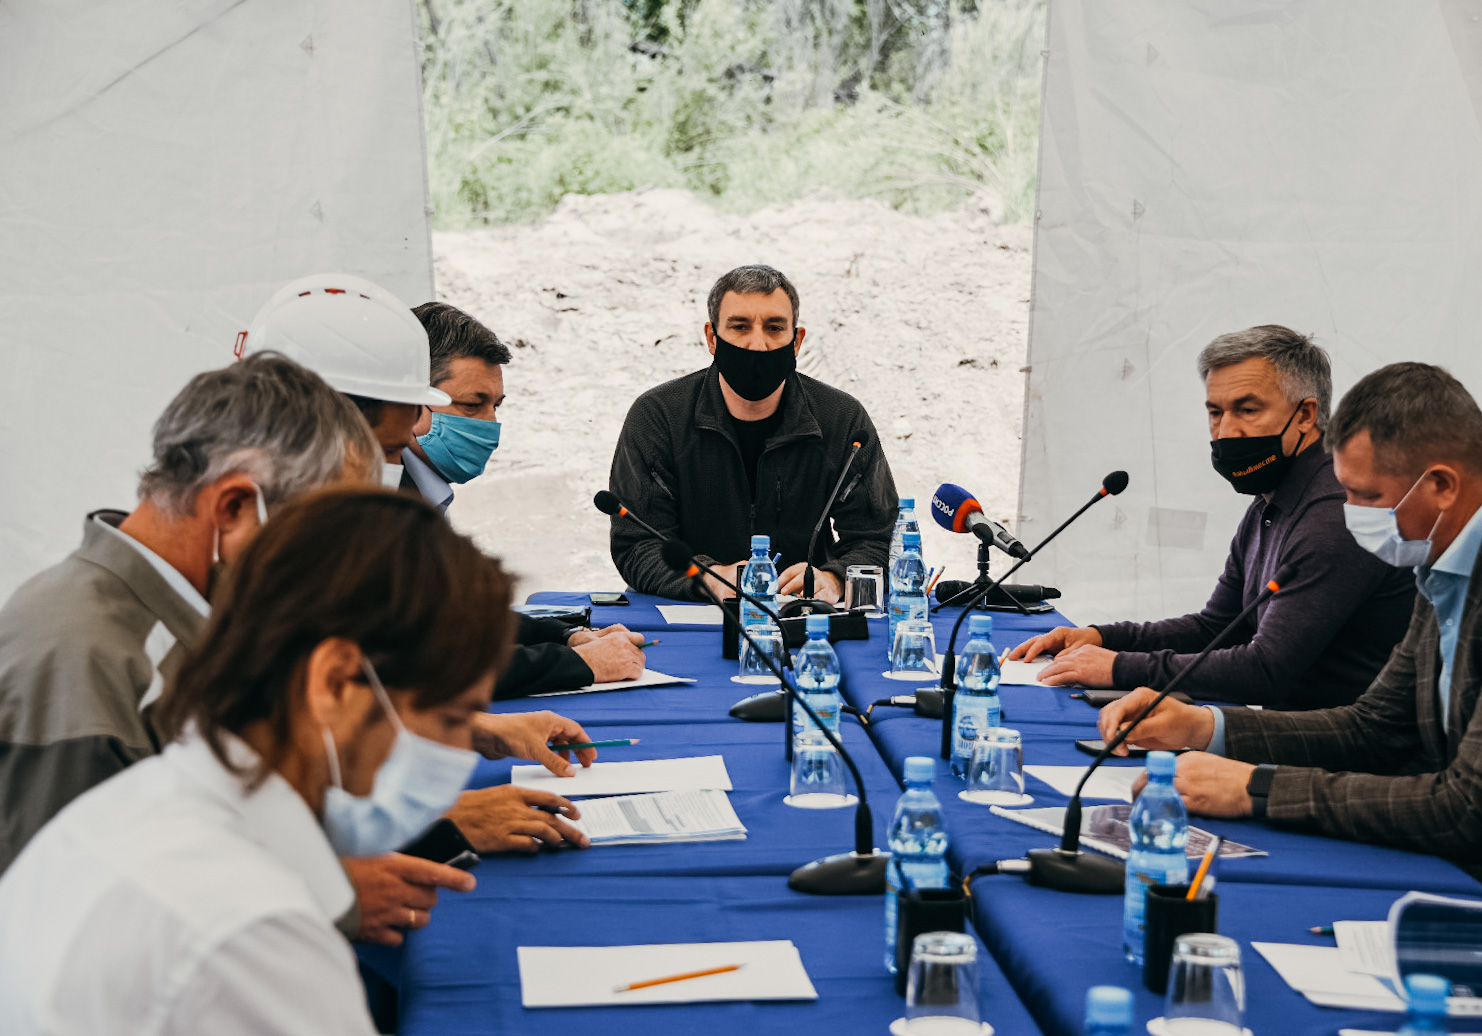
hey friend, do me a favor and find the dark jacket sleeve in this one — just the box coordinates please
[518,614,574,646]
[494,644,595,700]
[1095,503,1403,707]
[819,409,897,584]
[1221,601,1482,862]
[608,391,702,600]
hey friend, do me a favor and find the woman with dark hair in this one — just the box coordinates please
[0,489,526,1034]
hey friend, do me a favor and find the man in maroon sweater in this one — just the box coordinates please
[1007,326,1414,709]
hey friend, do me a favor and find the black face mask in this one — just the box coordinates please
[1209,403,1307,495]
[713,331,797,402]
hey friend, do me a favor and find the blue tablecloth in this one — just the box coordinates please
[378,591,1482,1036]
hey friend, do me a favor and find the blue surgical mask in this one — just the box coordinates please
[320,658,478,857]
[417,412,501,484]
[1342,471,1443,569]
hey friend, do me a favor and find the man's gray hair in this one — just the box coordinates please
[707,265,801,330]
[138,352,380,516]
[1196,325,1332,433]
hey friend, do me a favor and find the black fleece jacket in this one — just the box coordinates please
[608,366,898,600]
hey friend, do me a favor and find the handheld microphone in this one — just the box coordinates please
[1005,563,1295,895]
[930,484,1030,560]
[782,439,865,616]
[937,470,1130,760]
[660,538,887,896]
[934,581,1060,604]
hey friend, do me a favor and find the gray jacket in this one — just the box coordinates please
[0,512,205,875]
[1224,542,1482,876]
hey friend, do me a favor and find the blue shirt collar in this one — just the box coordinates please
[403,449,453,513]
[1425,502,1482,581]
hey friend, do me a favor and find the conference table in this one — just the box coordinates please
[362,590,1482,1035]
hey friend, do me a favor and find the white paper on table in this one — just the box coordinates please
[530,668,696,697]
[999,655,1057,687]
[518,940,818,1007]
[1024,764,1142,802]
[569,789,747,846]
[1341,1031,1482,1035]
[511,755,733,796]
[1334,920,1394,978]
[1253,943,1404,1010]
[657,605,724,625]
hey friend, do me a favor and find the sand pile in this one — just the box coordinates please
[432,187,1033,599]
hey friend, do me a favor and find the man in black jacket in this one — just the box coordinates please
[609,265,898,601]
[407,302,646,696]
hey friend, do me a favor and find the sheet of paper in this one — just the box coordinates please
[999,655,1057,687]
[511,755,733,796]
[1334,920,1393,978]
[1252,943,1403,1008]
[1024,764,1143,802]
[570,789,747,846]
[518,940,818,1007]
[530,668,696,697]
[991,804,1266,859]
[657,605,724,625]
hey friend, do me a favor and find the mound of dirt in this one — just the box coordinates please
[432,187,1032,598]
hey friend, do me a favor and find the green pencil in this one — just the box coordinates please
[548,738,642,751]
[637,640,659,649]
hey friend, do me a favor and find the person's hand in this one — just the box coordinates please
[571,628,646,682]
[1096,686,1215,756]
[777,563,843,603]
[470,710,598,774]
[447,786,590,853]
[1005,625,1102,661]
[566,624,635,647]
[1036,645,1118,688]
[703,561,748,604]
[341,853,476,947]
[1172,753,1257,817]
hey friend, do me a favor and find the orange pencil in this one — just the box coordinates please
[1186,836,1222,900]
[614,963,743,993]
[926,566,948,596]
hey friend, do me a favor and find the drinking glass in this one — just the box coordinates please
[890,620,938,677]
[903,931,981,1035]
[959,728,1032,806]
[1159,933,1245,1035]
[845,564,885,617]
[736,623,785,684]
[784,732,855,809]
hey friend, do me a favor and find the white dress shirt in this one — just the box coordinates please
[0,732,371,1036]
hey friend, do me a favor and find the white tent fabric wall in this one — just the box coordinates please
[0,0,433,599]
[1020,0,1482,626]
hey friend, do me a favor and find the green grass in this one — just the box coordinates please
[419,0,1045,228]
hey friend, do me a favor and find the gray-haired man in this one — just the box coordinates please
[609,264,898,601]
[1009,325,1415,708]
[0,353,382,878]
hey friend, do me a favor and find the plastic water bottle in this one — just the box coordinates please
[1123,751,1189,964]
[884,756,950,973]
[1084,985,1134,1035]
[888,530,929,658]
[739,534,778,631]
[1398,974,1450,1036]
[792,614,842,743]
[951,613,1002,776]
[888,498,920,576]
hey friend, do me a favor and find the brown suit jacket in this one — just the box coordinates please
[1222,540,1482,874]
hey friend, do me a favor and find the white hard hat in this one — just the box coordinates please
[240,274,451,407]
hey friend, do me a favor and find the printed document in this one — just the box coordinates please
[570,789,747,846]
[531,668,695,697]
[511,755,733,796]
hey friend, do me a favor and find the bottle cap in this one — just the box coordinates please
[1405,973,1449,1014]
[1146,750,1178,778]
[1085,985,1133,1028]
[805,613,830,636]
[903,756,935,783]
[968,613,994,638]
[899,498,915,509]
[750,534,770,552]
[903,531,921,548]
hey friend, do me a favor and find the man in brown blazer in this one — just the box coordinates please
[1100,362,1482,875]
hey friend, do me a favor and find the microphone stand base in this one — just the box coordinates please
[728,689,788,722]
[777,597,837,618]
[788,850,889,896]
[1024,847,1125,894]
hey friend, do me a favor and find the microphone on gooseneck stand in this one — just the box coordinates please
[936,471,1130,760]
[988,563,1296,895]
[931,483,1031,560]
[661,538,888,896]
[779,439,865,618]
[596,492,795,726]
